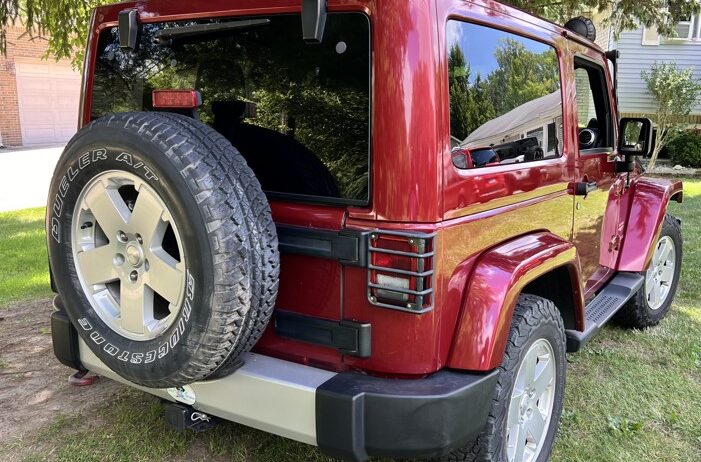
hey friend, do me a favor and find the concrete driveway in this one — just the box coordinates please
[0,145,64,212]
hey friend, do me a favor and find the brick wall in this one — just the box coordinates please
[0,25,52,147]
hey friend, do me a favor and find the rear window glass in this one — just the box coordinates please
[91,14,371,204]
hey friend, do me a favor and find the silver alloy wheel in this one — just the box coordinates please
[506,338,557,462]
[72,170,187,341]
[645,235,676,311]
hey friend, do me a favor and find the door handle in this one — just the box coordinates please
[570,181,598,197]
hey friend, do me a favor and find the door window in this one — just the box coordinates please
[574,60,613,152]
[446,20,563,169]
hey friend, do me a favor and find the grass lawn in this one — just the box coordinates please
[0,207,52,305]
[1,180,700,461]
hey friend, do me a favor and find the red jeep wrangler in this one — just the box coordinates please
[47,1,684,461]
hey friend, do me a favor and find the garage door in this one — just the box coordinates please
[15,60,81,146]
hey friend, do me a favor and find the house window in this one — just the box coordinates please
[641,26,661,45]
[643,13,701,44]
[669,13,701,41]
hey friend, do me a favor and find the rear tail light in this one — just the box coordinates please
[368,230,436,313]
[152,89,202,109]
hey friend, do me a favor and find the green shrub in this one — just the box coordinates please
[667,131,701,168]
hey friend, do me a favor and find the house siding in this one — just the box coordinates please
[610,28,701,117]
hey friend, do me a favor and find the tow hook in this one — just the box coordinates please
[163,402,219,432]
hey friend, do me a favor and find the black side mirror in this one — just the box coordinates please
[619,117,653,156]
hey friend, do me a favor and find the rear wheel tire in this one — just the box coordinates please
[47,112,279,388]
[614,213,682,329]
[443,295,566,462]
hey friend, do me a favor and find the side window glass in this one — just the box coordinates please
[447,20,563,169]
[574,61,613,151]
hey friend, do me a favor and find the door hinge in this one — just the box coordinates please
[608,234,621,252]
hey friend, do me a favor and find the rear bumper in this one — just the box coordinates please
[317,368,498,460]
[52,308,497,461]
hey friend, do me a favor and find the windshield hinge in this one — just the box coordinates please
[302,0,327,44]
[118,9,139,49]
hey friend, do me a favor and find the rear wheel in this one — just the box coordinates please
[615,213,682,329]
[443,295,566,462]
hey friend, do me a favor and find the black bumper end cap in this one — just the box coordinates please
[316,368,499,461]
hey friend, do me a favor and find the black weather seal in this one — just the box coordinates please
[118,9,139,50]
[276,225,369,267]
[275,310,371,357]
[302,0,327,43]
[154,19,271,46]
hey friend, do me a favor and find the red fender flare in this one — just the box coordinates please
[617,177,683,272]
[447,232,584,371]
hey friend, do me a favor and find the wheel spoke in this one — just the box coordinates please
[85,184,130,238]
[533,357,553,397]
[645,268,655,288]
[526,408,547,445]
[521,347,538,388]
[511,423,527,462]
[662,242,674,265]
[146,250,185,305]
[653,239,666,265]
[77,245,119,286]
[119,283,151,335]
[508,391,524,428]
[659,265,674,283]
[649,281,661,305]
[129,184,165,245]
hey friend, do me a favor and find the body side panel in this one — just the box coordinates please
[617,176,683,272]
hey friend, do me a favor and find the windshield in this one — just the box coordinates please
[91,13,371,205]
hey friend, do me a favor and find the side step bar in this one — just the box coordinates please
[566,272,644,352]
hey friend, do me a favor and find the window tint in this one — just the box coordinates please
[92,14,371,204]
[574,60,613,151]
[447,21,562,169]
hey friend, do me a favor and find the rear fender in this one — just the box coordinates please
[447,232,584,371]
[617,177,683,272]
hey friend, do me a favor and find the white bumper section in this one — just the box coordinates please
[79,340,336,445]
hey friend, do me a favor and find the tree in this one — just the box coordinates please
[485,38,559,115]
[448,44,474,141]
[641,63,701,171]
[470,75,496,135]
[508,0,701,39]
[448,44,497,141]
[1,0,110,66]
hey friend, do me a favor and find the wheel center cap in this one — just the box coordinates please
[125,242,144,267]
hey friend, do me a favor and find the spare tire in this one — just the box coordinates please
[46,112,279,388]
